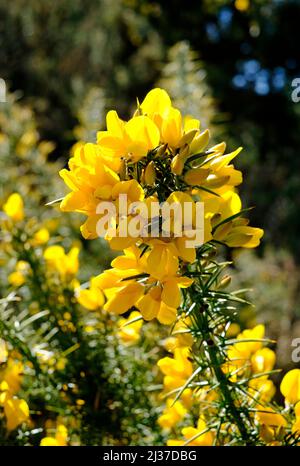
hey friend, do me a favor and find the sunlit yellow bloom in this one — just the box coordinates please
[145,241,179,281]
[280,369,300,405]
[59,88,263,256]
[158,348,193,393]
[167,418,214,446]
[292,415,300,435]
[1,359,24,395]
[205,189,264,248]
[140,88,172,131]
[3,397,29,431]
[117,310,143,345]
[97,112,160,163]
[137,276,193,325]
[159,191,212,262]
[8,271,25,287]
[251,348,276,375]
[170,316,194,348]
[93,246,192,324]
[235,324,265,356]
[60,142,145,240]
[144,161,156,185]
[56,358,67,371]
[111,245,148,272]
[15,129,38,157]
[158,399,187,430]
[8,261,30,287]
[40,424,68,446]
[255,405,287,428]
[3,193,24,222]
[161,107,184,149]
[31,227,50,246]
[216,221,264,248]
[211,193,263,248]
[235,0,250,12]
[248,378,276,403]
[223,324,265,378]
[77,277,105,310]
[226,322,241,338]
[44,245,79,279]
[187,147,243,194]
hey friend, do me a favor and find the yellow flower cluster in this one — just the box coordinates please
[0,340,30,431]
[224,324,276,400]
[44,245,80,283]
[117,310,143,346]
[155,323,296,445]
[280,369,300,440]
[3,192,24,222]
[79,246,193,325]
[62,89,263,325]
[222,324,290,443]
[40,422,68,446]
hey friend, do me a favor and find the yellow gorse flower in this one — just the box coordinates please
[280,369,300,405]
[8,260,30,287]
[88,245,193,324]
[59,88,263,253]
[77,277,105,311]
[2,396,29,431]
[59,88,263,325]
[44,245,79,280]
[31,227,50,246]
[157,399,187,430]
[167,417,214,446]
[0,350,30,432]
[223,324,277,406]
[40,424,68,446]
[157,347,193,393]
[56,88,278,446]
[3,193,24,222]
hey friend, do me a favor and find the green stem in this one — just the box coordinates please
[188,283,255,445]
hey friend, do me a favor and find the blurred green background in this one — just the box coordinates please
[0,0,300,368]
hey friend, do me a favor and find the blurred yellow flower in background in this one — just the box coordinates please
[40,424,68,446]
[3,193,24,222]
[280,369,300,405]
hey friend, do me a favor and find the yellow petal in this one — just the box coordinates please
[104,282,144,314]
[3,193,24,222]
[40,437,60,446]
[161,279,181,309]
[4,397,29,431]
[280,369,300,404]
[140,88,171,117]
[106,110,125,137]
[157,302,177,325]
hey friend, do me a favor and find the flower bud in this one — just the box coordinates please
[155,143,168,158]
[171,154,185,175]
[119,158,127,180]
[210,141,226,155]
[184,167,210,186]
[178,143,190,159]
[178,129,198,147]
[218,275,231,289]
[144,161,156,185]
